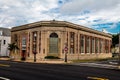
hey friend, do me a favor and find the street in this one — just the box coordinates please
[0,60,120,80]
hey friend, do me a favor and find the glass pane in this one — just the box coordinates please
[49,38,58,53]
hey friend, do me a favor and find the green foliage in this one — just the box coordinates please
[44,56,60,59]
[112,34,119,47]
[8,43,19,53]
[21,57,26,61]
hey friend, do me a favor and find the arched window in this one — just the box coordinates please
[50,33,58,38]
[49,33,58,53]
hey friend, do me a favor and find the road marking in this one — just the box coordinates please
[0,64,10,67]
[0,77,10,80]
[87,76,109,80]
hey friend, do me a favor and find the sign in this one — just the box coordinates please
[64,47,68,52]
[33,51,37,54]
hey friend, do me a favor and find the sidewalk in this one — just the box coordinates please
[0,57,71,64]
[0,57,10,60]
[14,59,70,64]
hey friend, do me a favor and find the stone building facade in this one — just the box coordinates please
[11,20,112,60]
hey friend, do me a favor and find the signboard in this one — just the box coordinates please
[64,46,68,52]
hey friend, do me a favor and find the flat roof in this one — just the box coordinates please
[11,20,112,38]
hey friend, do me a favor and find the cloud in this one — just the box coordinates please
[0,0,58,27]
[0,0,119,34]
[59,0,120,30]
[102,29,109,33]
[60,0,120,14]
[110,23,117,29]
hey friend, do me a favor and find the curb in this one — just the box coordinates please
[0,58,72,64]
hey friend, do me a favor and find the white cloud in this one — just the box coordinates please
[0,0,119,34]
[102,29,109,33]
[0,0,58,28]
[60,0,120,14]
[110,23,117,29]
[59,0,120,30]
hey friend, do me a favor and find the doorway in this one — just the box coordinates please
[49,33,59,54]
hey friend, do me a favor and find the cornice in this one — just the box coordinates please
[11,20,112,38]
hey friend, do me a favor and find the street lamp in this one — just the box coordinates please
[64,43,68,62]
[33,51,37,62]
[33,32,37,62]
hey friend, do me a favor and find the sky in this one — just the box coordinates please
[0,0,120,34]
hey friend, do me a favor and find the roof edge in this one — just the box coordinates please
[11,20,112,38]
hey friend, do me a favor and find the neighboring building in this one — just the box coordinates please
[112,44,119,53]
[11,20,112,60]
[0,28,11,56]
[112,44,119,57]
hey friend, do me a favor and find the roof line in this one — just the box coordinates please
[11,20,112,38]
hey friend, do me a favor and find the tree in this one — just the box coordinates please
[112,34,119,55]
[8,43,19,59]
[112,34,119,47]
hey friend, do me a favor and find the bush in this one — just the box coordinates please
[44,56,60,59]
[21,57,26,61]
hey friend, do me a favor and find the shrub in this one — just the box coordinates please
[44,56,60,59]
[21,57,26,61]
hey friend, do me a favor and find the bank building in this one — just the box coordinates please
[11,20,112,60]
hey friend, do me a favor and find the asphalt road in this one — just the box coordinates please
[0,60,120,80]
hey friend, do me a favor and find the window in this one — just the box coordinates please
[14,34,17,42]
[92,38,95,53]
[80,35,84,53]
[33,32,37,41]
[95,38,99,53]
[105,40,109,53]
[102,40,105,53]
[0,31,3,36]
[99,39,102,53]
[3,40,6,45]
[22,37,26,50]
[86,36,90,53]
[22,37,26,45]
[70,32,74,54]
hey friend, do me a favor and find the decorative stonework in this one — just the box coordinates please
[11,20,112,60]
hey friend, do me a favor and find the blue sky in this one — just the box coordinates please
[0,0,120,34]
